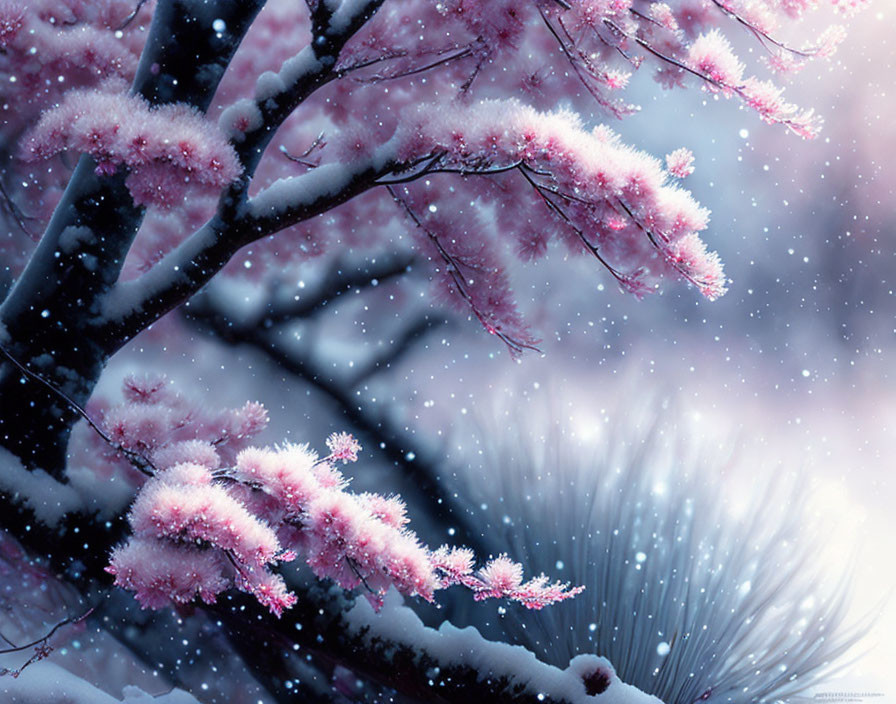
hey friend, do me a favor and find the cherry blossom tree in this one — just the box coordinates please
[0,0,866,702]
[1,0,856,469]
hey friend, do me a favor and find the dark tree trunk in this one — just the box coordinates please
[0,160,139,474]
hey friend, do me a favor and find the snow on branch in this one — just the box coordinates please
[116,94,727,356]
[333,0,851,137]
[343,589,662,704]
[381,99,725,349]
[191,577,660,704]
[0,662,203,704]
[0,0,141,131]
[3,0,861,367]
[220,0,388,177]
[534,0,850,137]
[104,150,396,339]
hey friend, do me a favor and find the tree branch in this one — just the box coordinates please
[0,0,267,472]
[261,252,415,327]
[103,148,398,349]
[209,585,640,704]
[98,0,394,352]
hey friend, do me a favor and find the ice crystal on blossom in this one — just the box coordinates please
[741,78,822,138]
[648,2,679,31]
[477,554,524,594]
[430,546,476,585]
[0,0,860,358]
[106,539,229,610]
[665,148,695,178]
[431,549,587,610]
[666,233,727,300]
[326,431,362,464]
[815,25,849,59]
[121,373,170,404]
[129,463,282,567]
[358,493,409,529]
[687,30,745,92]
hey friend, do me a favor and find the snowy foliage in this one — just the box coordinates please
[103,379,582,616]
[25,87,242,208]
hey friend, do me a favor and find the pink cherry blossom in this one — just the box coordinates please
[477,555,524,595]
[687,30,745,92]
[25,88,242,209]
[326,431,362,464]
[666,148,696,179]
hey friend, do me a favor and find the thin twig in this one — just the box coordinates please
[356,46,473,83]
[615,198,714,292]
[706,0,816,58]
[603,18,814,135]
[376,157,529,185]
[116,0,149,31]
[387,186,541,356]
[374,152,446,185]
[0,343,155,476]
[279,146,318,169]
[0,179,36,241]
[0,608,93,655]
[515,166,629,287]
[0,607,93,678]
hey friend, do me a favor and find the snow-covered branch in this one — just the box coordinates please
[0,0,267,472]
[210,584,663,704]
[106,148,398,345]
[222,0,389,179]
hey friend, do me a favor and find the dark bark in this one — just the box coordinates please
[0,160,140,472]
[0,2,579,701]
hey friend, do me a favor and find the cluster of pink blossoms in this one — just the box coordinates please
[0,0,148,267]
[98,372,269,464]
[102,378,582,616]
[683,29,825,138]
[665,148,696,179]
[0,0,142,110]
[24,87,242,208]
[394,100,725,307]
